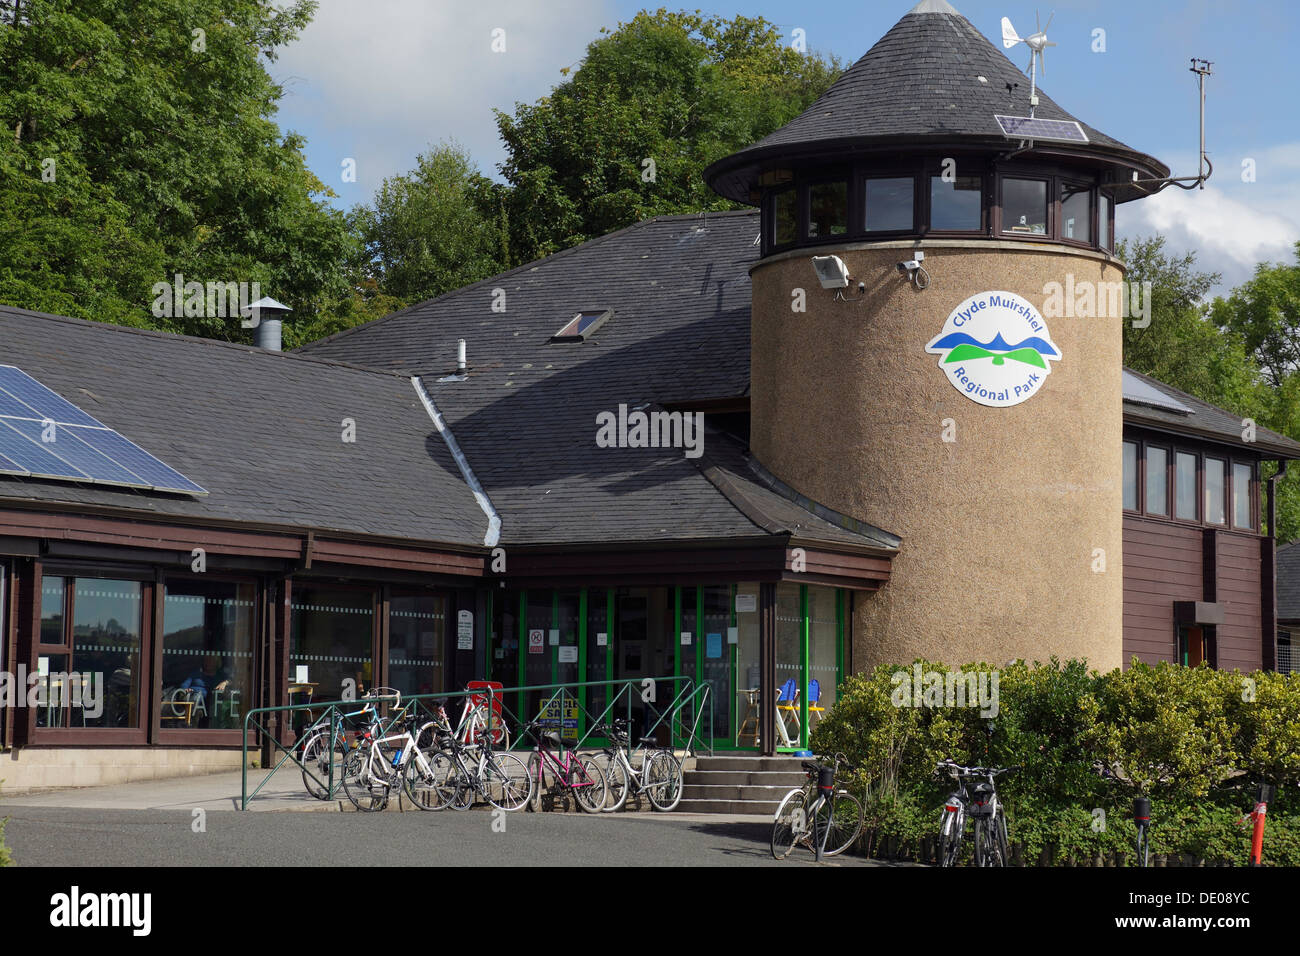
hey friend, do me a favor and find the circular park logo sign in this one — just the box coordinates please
[924,291,1061,407]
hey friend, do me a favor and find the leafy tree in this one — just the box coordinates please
[1119,236,1265,416]
[0,0,355,340]
[494,9,842,264]
[351,144,507,306]
[1211,243,1300,389]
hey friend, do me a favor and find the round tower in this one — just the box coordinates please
[704,0,1170,672]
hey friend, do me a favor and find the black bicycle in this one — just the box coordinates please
[935,760,1018,867]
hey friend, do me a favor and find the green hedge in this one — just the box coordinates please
[810,658,1300,866]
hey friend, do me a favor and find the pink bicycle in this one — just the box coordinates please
[523,720,607,813]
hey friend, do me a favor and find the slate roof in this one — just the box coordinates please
[705,0,1168,204]
[1277,540,1300,620]
[0,305,489,547]
[299,212,896,551]
[1121,367,1300,459]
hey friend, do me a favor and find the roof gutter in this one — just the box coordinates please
[412,377,501,548]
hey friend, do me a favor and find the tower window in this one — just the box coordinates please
[1098,193,1113,250]
[1061,182,1092,243]
[864,177,914,232]
[1002,178,1048,235]
[807,181,848,239]
[929,175,982,231]
[771,187,797,246]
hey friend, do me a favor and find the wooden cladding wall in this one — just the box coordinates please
[1122,516,1266,669]
[1122,518,1202,665]
[1217,533,1263,672]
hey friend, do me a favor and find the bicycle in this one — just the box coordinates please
[935,760,1016,867]
[341,712,443,812]
[298,688,402,800]
[770,752,863,861]
[591,718,683,812]
[522,720,607,813]
[417,705,532,811]
[454,686,510,748]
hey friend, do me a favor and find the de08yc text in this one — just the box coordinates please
[1130,893,1250,907]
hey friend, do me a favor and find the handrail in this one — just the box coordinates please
[240,675,718,809]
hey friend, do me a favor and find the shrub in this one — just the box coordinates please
[813,658,1299,866]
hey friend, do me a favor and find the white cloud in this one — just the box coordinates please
[273,0,612,200]
[1119,169,1299,296]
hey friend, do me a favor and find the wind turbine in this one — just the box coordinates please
[1001,11,1056,114]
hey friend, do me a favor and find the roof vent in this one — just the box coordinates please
[242,297,292,351]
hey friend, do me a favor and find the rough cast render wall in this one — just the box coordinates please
[750,242,1126,673]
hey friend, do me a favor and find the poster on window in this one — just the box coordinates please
[457,610,474,650]
[528,629,544,654]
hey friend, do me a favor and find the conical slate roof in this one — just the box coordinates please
[706,0,1167,203]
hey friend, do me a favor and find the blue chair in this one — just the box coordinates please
[775,678,800,745]
[808,679,826,726]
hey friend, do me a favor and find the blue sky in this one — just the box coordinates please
[270,0,1299,294]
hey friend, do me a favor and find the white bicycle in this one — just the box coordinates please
[341,712,443,811]
[591,718,683,812]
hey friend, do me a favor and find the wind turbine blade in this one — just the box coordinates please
[1044,10,1055,32]
[1040,48,1047,77]
[1035,10,1041,33]
[1001,16,1021,48]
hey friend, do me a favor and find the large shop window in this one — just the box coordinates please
[289,586,374,702]
[160,579,255,729]
[807,586,839,718]
[388,593,446,699]
[38,577,143,729]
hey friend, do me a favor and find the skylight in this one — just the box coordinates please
[552,309,612,342]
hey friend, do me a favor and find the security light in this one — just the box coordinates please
[896,251,925,275]
[811,255,850,290]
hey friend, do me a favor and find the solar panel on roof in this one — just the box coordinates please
[68,426,207,495]
[0,419,91,481]
[1122,370,1194,415]
[995,115,1089,144]
[0,365,104,426]
[0,365,207,495]
[3,418,150,487]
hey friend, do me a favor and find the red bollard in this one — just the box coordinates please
[1248,784,1276,867]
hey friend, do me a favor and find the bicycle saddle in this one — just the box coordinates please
[544,731,574,749]
[638,737,659,748]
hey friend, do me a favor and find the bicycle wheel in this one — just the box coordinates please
[771,788,809,860]
[448,751,476,810]
[644,751,684,812]
[822,791,864,857]
[995,811,1011,867]
[342,748,390,812]
[938,807,962,867]
[485,752,532,812]
[300,730,345,800]
[571,756,608,814]
[597,751,630,813]
[525,752,551,812]
[403,747,452,810]
[1136,825,1150,867]
[973,816,1003,866]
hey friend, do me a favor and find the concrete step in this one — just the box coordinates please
[677,797,783,815]
[693,755,806,773]
[685,769,806,787]
[682,783,798,801]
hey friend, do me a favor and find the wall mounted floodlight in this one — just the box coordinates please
[811,255,850,290]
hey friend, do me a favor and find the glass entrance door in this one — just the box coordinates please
[774,583,804,750]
